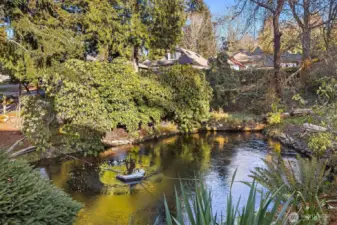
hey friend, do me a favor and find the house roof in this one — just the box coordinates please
[251,46,264,55]
[176,48,209,68]
[141,47,209,69]
[231,47,302,68]
[228,57,245,68]
[280,52,302,63]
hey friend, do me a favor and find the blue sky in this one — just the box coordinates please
[204,0,236,16]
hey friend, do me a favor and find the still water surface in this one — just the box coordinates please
[37,132,296,225]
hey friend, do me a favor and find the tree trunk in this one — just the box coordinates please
[301,28,311,61]
[324,0,335,54]
[22,82,30,94]
[272,15,282,98]
[19,82,22,96]
[300,28,311,84]
[133,45,139,72]
[302,0,311,61]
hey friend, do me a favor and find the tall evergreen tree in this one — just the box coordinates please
[148,0,186,58]
[0,0,83,88]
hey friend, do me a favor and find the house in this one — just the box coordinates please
[228,47,302,70]
[280,52,302,67]
[142,47,209,70]
[227,57,245,70]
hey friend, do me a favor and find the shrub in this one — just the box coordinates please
[206,52,240,109]
[0,152,82,224]
[209,109,230,121]
[267,102,284,125]
[153,65,212,131]
[155,122,178,134]
[23,60,212,154]
[308,132,333,157]
[252,156,329,202]
[317,76,337,104]
[267,112,282,125]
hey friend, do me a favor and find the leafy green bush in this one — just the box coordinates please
[267,102,284,125]
[267,112,282,125]
[155,65,212,131]
[22,60,211,154]
[0,152,82,224]
[317,76,337,104]
[206,52,240,109]
[308,132,333,157]
[21,96,54,152]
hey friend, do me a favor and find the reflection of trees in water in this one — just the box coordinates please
[63,133,288,198]
[42,133,286,224]
[203,132,267,184]
[67,163,103,193]
[152,134,212,177]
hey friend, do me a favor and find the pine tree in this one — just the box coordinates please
[0,152,82,224]
[148,0,186,58]
[0,0,83,86]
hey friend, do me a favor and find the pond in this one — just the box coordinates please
[36,132,296,225]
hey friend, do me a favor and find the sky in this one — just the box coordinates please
[204,0,236,17]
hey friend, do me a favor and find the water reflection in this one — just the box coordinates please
[37,132,296,225]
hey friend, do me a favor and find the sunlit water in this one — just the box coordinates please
[36,132,296,225]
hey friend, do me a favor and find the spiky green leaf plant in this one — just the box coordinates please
[251,155,333,224]
[251,155,329,203]
[163,169,292,225]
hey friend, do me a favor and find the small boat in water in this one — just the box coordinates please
[116,169,146,182]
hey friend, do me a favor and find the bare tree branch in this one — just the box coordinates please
[288,0,304,28]
[250,0,275,13]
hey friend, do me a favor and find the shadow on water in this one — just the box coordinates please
[35,132,297,225]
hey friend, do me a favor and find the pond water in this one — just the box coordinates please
[36,132,296,225]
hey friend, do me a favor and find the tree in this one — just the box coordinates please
[0,0,83,89]
[180,5,216,58]
[323,0,337,54]
[235,0,286,97]
[288,0,337,60]
[1,0,212,155]
[78,0,129,60]
[148,0,186,58]
[258,17,301,54]
[215,11,252,52]
[206,52,240,109]
[0,152,82,224]
[74,0,186,70]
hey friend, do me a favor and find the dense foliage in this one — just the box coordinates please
[0,0,212,155]
[0,0,83,83]
[153,65,212,131]
[0,152,82,224]
[21,61,211,154]
[206,52,240,110]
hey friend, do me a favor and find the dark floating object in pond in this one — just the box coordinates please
[116,169,145,183]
